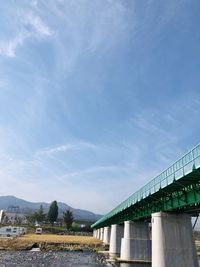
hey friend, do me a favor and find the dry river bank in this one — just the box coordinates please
[0,234,104,252]
[1,234,200,257]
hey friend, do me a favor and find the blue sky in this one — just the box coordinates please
[0,0,200,214]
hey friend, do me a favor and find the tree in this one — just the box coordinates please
[72,221,77,230]
[63,209,74,230]
[25,209,34,224]
[48,201,58,225]
[35,205,46,223]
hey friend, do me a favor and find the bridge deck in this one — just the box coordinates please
[92,144,200,229]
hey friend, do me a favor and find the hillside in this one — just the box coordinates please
[0,195,102,222]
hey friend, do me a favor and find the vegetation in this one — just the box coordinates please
[63,209,74,230]
[48,200,58,225]
[72,221,77,229]
[25,209,34,224]
[25,205,46,224]
[0,233,103,252]
[19,234,97,243]
[1,199,93,234]
[34,205,46,223]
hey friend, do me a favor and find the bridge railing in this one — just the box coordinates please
[92,144,200,228]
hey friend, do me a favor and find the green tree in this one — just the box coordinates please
[63,209,74,230]
[72,221,77,230]
[25,209,34,224]
[35,205,46,223]
[48,201,58,225]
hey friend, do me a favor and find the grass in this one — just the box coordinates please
[0,234,103,251]
[19,234,102,244]
[195,240,200,255]
[1,234,200,253]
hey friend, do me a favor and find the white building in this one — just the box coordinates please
[0,210,5,224]
[0,210,27,225]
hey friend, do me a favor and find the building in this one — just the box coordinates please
[0,210,5,224]
[0,209,27,225]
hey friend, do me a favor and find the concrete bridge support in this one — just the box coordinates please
[152,212,198,267]
[93,230,96,238]
[95,230,98,239]
[109,224,124,257]
[120,264,148,267]
[120,221,151,262]
[103,226,111,244]
[97,229,100,239]
[100,227,104,241]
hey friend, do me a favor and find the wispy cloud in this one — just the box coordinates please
[0,32,29,57]
[40,0,129,78]
[0,8,52,58]
[24,14,52,37]
[37,141,100,156]
[58,164,128,180]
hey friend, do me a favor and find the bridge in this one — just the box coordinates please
[91,144,200,267]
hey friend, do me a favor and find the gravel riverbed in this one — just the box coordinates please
[0,251,107,267]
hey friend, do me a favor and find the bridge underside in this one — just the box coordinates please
[97,168,200,228]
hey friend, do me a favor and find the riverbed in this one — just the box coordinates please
[0,251,199,266]
[0,251,103,267]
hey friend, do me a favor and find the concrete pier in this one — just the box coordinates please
[103,226,111,244]
[100,227,104,241]
[120,221,151,262]
[95,229,98,239]
[120,264,150,267]
[93,230,96,238]
[152,212,198,267]
[97,229,101,239]
[109,224,124,257]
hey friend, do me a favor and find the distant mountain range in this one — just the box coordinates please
[0,195,102,222]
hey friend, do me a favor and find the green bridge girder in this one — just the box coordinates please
[92,144,200,229]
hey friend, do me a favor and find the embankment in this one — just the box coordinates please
[0,234,103,251]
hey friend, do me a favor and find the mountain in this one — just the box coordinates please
[0,195,102,222]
